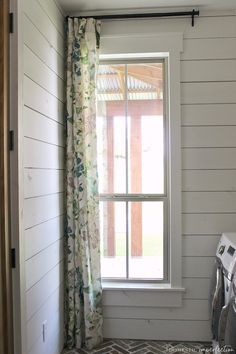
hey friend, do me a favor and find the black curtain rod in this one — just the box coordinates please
[67,9,199,26]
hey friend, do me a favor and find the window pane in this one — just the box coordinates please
[127,63,164,194]
[100,201,126,278]
[97,65,126,194]
[128,201,164,279]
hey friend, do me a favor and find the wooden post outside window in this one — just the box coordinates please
[106,116,115,257]
[130,115,143,256]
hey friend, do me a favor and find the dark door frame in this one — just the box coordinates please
[0,0,14,353]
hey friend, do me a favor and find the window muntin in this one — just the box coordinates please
[97,60,168,281]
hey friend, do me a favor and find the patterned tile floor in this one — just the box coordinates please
[64,339,212,354]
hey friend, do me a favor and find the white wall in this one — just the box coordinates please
[22,0,65,353]
[99,10,236,341]
[18,3,236,346]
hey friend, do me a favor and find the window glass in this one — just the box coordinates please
[128,201,164,279]
[97,61,166,281]
[100,201,126,278]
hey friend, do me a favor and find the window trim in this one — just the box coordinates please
[99,32,183,291]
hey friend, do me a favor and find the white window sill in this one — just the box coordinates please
[102,281,185,292]
[102,282,185,308]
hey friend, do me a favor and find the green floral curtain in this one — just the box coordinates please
[64,17,102,350]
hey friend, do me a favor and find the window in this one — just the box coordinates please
[97,60,169,281]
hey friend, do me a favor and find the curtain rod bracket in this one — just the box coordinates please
[192,9,198,26]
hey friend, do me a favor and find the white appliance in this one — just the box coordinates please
[221,276,236,352]
[210,233,236,352]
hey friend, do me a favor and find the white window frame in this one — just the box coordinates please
[98,58,169,282]
[100,32,184,298]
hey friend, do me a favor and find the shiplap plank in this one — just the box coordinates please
[183,235,220,257]
[102,16,236,39]
[24,215,64,260]
[24,138,64,169]
[182,170,236,191]
[29,328,64,354]
[24,193,63,229]
[181,60,236,82]
[103,318,211,341]
[37,0,64,36]
[23,0,64,56]
[49,329,64,354]
[24,169,64,198]
[182,38,236,60]
[183,192,236,213]
[24,46,64,101]
[27,284,63,352]
[24,107,64,147]
[199,10,236,16]
[182,278,211,300]
[183,214,236,234]
[28,327,63,354]
[182,148,236,169]
[103,299,209,320]
[102,290,182,308]
[52,0,65,16]
[26,261,63,321]
[23,15,64,79]
[182,126,236,148]
[47,330,65,354]
[25,239,63,291]
[24,76,63,123]
[181,104,236,126]
[182,257,214,278]
[182,82,236,104]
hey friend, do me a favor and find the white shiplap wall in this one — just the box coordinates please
[19,3,236,346]
[99,11,236,341]
[22,0,65,353]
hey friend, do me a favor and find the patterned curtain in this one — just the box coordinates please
[64,17,103,350]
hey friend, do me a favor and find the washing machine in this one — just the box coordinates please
[210,233,236,351]
[218,276,236,353]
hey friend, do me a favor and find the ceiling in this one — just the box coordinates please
[57,0,236,13]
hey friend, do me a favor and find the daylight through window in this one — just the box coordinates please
[96,60,168,281]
